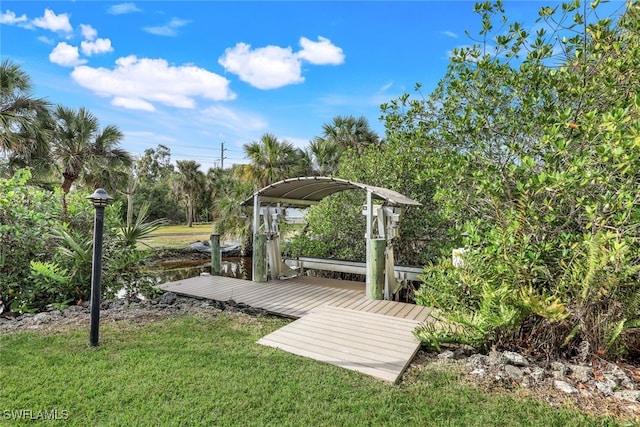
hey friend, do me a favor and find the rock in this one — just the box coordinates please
[568,364,593,383]
[605,363,635,390]
[158,292,177,305]
[488,350,508,366]
[530,367,546,382]
[438,350,455,360]
[504,365,524,381]
[467,354,489,369]
[503,351,529,367]
[550,361,568,379]
[576,340,590,364]
[33,312,50,325]
[470,368,485,376]
[554,380,579,394]
[595,378,618,396]
[453,346,473,359]
[613,390,640,403]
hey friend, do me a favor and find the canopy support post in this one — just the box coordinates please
[252,195,267,282]
[366,191,380,299]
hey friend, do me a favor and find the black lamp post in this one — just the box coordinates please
[87,188,112,347]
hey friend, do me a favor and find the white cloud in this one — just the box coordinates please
[218,42,303,90]
[81,38,113,55]
[201,105,267,131]
[0,9,27,25]
[297,36,344,65]
[113,97,155,111]
[219,36,345,90]
[33,9,72,33]
[70,56,236,111]
[379,81,393,92]
[108,3,141,15]
[80,24,97,41]
[49,42,86,67]
[38,35,55,45]
[143,18,190,37]
[443,31,458,39]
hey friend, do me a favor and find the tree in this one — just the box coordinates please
[172,160,205,227]
[136,144,174,184]
[395,0,640,360]
[308,137,340,175]
[132,144,181,223]
[209,166,255,252]
[0,59,52,177]
[316,115,380,155]
[51,106,131,218]
[243,133,309,186]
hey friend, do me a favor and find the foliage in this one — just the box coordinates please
[133,179,183,223]
[118,201,168,248]
[0,169,58,312]
[130,144,181,223]
[0,59,52,179]
[0,170,159,314]
[284,191,366,262]
[243,133,310,187]
[210,166,255,252]
[286,141,454,266]
[171,160,205,227]
[409,0,640,360]
[50,105,131,218]
[316,115,381,155]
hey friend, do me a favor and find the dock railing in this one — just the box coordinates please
[284,256,423,283]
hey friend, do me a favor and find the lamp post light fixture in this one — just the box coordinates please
[87,188,113,347]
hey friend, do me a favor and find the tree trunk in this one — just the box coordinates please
[61,175,75,222]
[126,193,134,228]
[186,195,193,227]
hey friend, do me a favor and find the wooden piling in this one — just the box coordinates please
[367,238,385,300]
[253,233,268,283]
[210,234,221,275]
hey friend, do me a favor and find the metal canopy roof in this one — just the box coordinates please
[242,176,421,207]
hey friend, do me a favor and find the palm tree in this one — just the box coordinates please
[51,105,131,218]
[243,133,308,187]
[172,160,204,227]
[0,59,52,176]
[317,115,380,155]
[210,166,255,253]
[308,137,340,175]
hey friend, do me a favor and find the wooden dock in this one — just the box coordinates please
[157,275,434,383]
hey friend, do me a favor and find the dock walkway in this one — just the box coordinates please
[157,275,433,383]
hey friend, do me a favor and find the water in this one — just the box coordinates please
[147,257,252,283]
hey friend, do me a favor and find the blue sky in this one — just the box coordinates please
[0,1,626,170]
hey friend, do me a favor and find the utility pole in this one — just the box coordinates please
[220,141,228,169]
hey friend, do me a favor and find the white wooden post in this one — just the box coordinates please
[252,195,263,282]
[365,191,374,298]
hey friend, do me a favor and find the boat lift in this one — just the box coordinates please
[243,177,421,300]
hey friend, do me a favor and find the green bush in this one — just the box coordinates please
[0,170,58,313]
[410,1,640,361]
[0,169,159,314]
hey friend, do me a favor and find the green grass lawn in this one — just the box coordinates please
[147,223,213,236]
[0,312,622,427]
[141,223,213,249]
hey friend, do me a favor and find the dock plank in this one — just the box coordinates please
[157,275,435,382]
[258,306,423,383]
